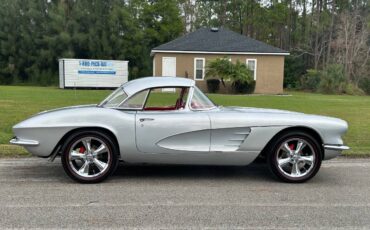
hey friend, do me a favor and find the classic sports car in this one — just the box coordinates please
[10,77,349,183]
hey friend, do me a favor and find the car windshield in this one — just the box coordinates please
[190,86,216,110]
[100,87,128,107]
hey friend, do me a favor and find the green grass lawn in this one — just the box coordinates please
[0,85,369,156]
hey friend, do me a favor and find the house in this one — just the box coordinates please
[151,28,289,94]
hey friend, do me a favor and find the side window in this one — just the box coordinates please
[246,59,257,80]
[194,58,205,80]
[190,86,215,110]
[144,87,189,111]
[121,89,149,109]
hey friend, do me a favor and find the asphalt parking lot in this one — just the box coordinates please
[0,157,370,229]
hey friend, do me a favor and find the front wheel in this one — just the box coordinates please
[61,131,119,183]
[267,131,322,183]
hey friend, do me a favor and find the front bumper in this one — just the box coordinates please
[323,144,350,160]
[9,137,39,146]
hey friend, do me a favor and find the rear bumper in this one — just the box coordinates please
[9,137,39,146]
[323,144,350,160]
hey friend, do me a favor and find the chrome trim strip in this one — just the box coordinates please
[9,138,39,146]
[323,145,350,151]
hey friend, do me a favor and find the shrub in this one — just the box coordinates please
[300,69,320,91]
[232,80,256,94]
[359,78,370,95]
[318,64,347,94]
[206,79,220,93]
[343,83,365,95]
[284,55,306,89]
[206,58,253,94]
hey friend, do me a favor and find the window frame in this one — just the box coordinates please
[143,87,189,111]
[118,89,150,110]
[246,59,257,81]
[188,86,217,111]
[194,57,205,81]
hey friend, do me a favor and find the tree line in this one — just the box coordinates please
[0,0,369,93]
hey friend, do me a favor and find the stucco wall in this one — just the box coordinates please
[153,52,285,94]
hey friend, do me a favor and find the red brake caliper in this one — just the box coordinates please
[289,144,295,151]
[79,146,86,154]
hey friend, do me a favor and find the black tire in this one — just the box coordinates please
[61,130,119,183]
[267,131,322,183]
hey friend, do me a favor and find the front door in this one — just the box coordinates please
[162,57,176,92]
[135,85,210,154]
[135,111,210,154]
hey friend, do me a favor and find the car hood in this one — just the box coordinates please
[36,104,98,116]
[219,106,303,115]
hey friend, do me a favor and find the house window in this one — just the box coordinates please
[194,58,205,80]
[246,59,257,80]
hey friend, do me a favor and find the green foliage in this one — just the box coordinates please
[206,79,220,93]
[343,83,365,96]
[0,0,183,85]
[359,78,370,95]
[205,58,233,83]
[300,69,321,91]
[230,60,254,85]
[232,80,256,94]
[206,58,254,94]
[318,64,347,94]
[284,55,306,89]
[301,65,364,95]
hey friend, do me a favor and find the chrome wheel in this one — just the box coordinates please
[68,137,111,178]
[276,138,315,178]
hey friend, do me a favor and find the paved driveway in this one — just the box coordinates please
[0,158,369,229]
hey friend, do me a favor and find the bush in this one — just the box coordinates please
[300,69,320,91]
[232,80,255,94]
[284,55,306,89]
[206,79,220,93]
[318,64,347,94]
[343,83,365,95]
[205,58,253,94]
[359,78,370,95]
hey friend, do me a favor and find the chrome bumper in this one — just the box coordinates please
[323,145,350,151]
[323,144,350,160]
[9,137,39,146]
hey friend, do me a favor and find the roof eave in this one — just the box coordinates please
[151,50,290,56]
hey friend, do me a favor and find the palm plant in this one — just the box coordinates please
[205,58,254,93]
[205,58,233,86]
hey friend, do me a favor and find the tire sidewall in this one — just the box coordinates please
[61,130,118,183]
[267,131,322,183]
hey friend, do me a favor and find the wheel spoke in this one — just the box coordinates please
[300,156,314,164]
[93,158,107,171]
[278,157,291,167]
[291,162,301,176]
[78,161,90,176]
[283,143,293,154]
[295,141,306,155]
[70,150,86,160]
[82,139,92,153]
[93,144,107,156]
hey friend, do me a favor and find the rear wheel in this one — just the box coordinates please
[61,130,119,183]
[267,131,322,183]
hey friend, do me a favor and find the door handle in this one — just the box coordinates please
[139,118,154,122]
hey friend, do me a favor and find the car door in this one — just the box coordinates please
[134,87,210,154]
[135,111,210,153]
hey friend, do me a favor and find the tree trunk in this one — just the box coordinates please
[326,0,335,67]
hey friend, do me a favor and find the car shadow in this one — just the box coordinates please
[111,162,276,182]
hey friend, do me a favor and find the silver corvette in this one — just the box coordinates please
[10,77,349,183]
